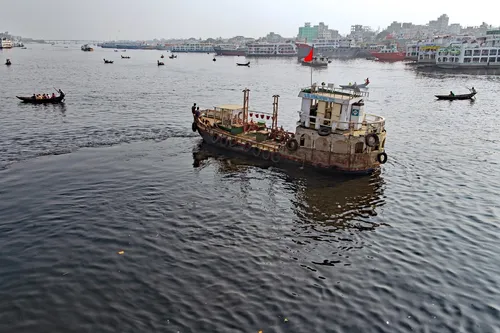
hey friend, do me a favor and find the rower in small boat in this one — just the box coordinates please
[157,60,164,66]
[5,59,11,65]
[213,57,216,62]
[449,91,455,96]
[161,54,164,58]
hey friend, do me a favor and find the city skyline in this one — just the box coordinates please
[0,0,499,40]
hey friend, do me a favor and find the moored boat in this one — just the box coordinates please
[103,59,114,64]
[236,61,250,66]
[214,44,247,56]
[81,44,94,51]
[370,44,405,61]
[0,38,13,49]
[192,84,387,174]
[16,90,65,104]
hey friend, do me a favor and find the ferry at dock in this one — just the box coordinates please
[192,83,387,174]
[245,42,297,57]
[0,38,13,49]
[171,42,215,53]
[296,38,369,59]
[436,29,500,69]
[214,44,247,56]
[370,43,405,61]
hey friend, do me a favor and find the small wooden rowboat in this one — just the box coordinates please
[237,61,250,66]
[17,90,65,104]
[435,92,476,100]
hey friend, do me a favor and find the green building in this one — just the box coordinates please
[298,22,318,42]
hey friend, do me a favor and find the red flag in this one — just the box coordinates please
[303,47,313,62]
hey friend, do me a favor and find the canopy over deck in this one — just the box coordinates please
[216,104,243,111]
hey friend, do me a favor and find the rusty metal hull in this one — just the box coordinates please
[195,122,382,175]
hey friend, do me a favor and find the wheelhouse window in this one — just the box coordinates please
[481,49,489,56]
[464,50,472,56]
[473,50,480,56]
[490,49,497,55]
[480,57,488,62]
[472,57,480,62]
[489,57,497,62]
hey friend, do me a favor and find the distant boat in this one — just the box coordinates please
[5,59,11,66]
[121,55,130,59]
[161,54,164,58]
[17,90,65,104]
[157,60,164,66]
[169,54,177,59]
[81,44,94,51]
[103,59,114,64]
[237,61,250,67]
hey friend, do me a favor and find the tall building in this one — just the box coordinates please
[298,22,318,41]
[449,23,461,35]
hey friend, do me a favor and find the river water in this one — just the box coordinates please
[1,44,499,333]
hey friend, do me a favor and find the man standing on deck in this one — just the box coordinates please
[191,103,196,115]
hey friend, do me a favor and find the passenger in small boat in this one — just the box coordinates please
[471,87,476,93]
[195,107,200,118]
[449,91,454,96]
[192,103,196,114]
[52,93,56,99]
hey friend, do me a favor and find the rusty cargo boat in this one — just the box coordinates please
[192,84,387,174]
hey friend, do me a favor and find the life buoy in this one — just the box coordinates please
[261,150,270,160]
[286,139,299,152]
[318,127,331,136]
[211,134,219,144]
[252,147,261,157]
[377,152,388,164]
[271,152,281,163]
[365,133,380,147]
[191,122,198,132]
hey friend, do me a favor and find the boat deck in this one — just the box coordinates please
[198,114,284,151]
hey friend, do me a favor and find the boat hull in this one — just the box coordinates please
[435,92,476,100]
[340,83,368,89]
[370,51,406,61]
[296,43,369,59]
[194,120,382,175]
[214,46,246,56]
[16,95,65,104]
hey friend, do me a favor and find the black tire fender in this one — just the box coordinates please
[365,133,380,147]
[286,139,299,152]
[377,152,388,164]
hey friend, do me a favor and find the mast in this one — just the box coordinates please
[272,95,279,130]
[242,88,250,129]
[310,45,314,86]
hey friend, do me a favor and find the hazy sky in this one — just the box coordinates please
[1,0,498,40]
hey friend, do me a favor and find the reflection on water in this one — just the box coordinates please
[192,141,386,231]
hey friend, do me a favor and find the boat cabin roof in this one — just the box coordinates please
[299,87,368,104]
[216,104,243,111]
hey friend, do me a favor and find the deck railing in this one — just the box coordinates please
[300,85,370,98]
[297,112,385,135]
